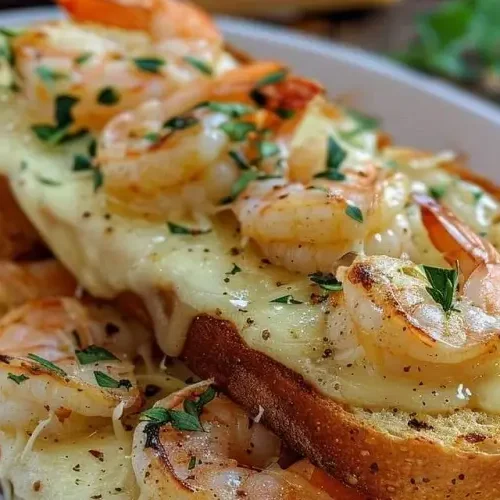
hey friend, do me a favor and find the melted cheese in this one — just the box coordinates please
[1,91,499,415]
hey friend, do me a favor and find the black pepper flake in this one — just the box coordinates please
[262,330,271,340]
[33,481,41,492]
[105,322,120,336]
[403,366,411,373]
[82,211,91,218]
[90,496,102,499]
[370,463,379,474]
[322,348,333,359]
[230,247,241,256]
[407,418,434,431]
[88,449,104,462]
[72,464,81,472]
[458,474,465,480]
[144,384,161,398]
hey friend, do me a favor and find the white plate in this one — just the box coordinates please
[2,7,500,180]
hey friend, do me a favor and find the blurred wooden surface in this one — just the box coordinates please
[0,0,439,54]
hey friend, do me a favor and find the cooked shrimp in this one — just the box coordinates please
[0,297,149,433]
[98,63,323,219]
[233,168,410,273]
[133,381,361,499]
[339,195,500,366]
[10,0,231,132]
[0,260,77,317]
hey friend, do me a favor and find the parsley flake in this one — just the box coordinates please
[184,56,213,76]
[226,264,242,275]
[255,69,288,88]
[258,141,280,159]
[94,371,132,390]
[28,353,67,377]
[421,264,459,314]
[75,52,93,65]
[188,456,197,470]
[228,150,251,170]
[36,66,68,85]
[133,57,165,74]
[314,136,346,181]
[345,203,364,223]
[163,116,199,131]
[93,169,104,192]
[76,345,119,365]
[73,154,92,171]
[309,272,343,292]
[429,185,447,200]
[7,373,29,385]
[219,121,256,142]
[204,102,255,118]
[270,295,303,305]
[97,86,120,106]
[167,222,212,236]
[220,169,259,204]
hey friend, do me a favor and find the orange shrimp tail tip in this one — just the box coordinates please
[58,0,221,42]
[414,192,500,278]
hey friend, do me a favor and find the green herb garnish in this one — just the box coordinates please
[94,371,132,390]
[75,52,93,65]
[167,222,212,235]
[226,264,242,275]
[76,345,119,365]
[36,175,61,186]
[204,102,255,118]
[36,66,68,85]
[144,132,161,143]
[183,56,213,76]
[345,203,364,223]
[258,141,280,159]
[270,295,303,305]
[429,185,447,200]
[275,108,295,119]
[220,169,259,204]
[7,373,29,385]
[93,169,104,192]
[97,86,120,106]
[228,150,251,170]
[255,69,288,88]
[309,272,343,292]
[28,353,67,377]
[344,109,380,137]
[163,116,199,131]
[421,264,460,313]
[133,57,165,74]
[219,121,256,142]
[314,136,346,181]
[73,154,92,171]
[188,456,197,470]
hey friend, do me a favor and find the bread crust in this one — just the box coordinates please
[182,314,500,500]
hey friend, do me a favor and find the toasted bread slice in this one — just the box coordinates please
[182,314,500,500]
[0,176,45,260]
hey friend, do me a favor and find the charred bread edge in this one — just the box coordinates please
[182,314,500,500]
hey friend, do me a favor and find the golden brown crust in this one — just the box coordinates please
[0,176,46,260]
[182,314,500,500]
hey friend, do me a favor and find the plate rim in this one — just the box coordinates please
[2,6,500,126]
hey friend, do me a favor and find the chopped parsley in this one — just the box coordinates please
[94,371,132,390]
[35,175,61,186]
[314,136,346,181]
[204,101,255,118]
[258,141,280,159]
[75,52,93,65]
[75,345,119,365]
[219,121,256,142]
[228,150,251,170]
[421,264,459,314]
[141,385,216,437]
[473,189,484,203]
[255,69,288,88]
[429,185,447,200]
[133,57,165,74]
[309,272,343,292]
[220,169,259,204]
[73,154,92,171]
[144,132,161,143]
[36,66,68,85]
[270,295,303,305]
[31,94,87,145]
[93,168,104,192]
[97,86,120,106]
[7,373,29,385]
[226,264,242,275]
[275,108,295,120]
[344,108,380,137]
[163,116,198,131]
[345,203,364,223]
[27,353,67,377]
[188,456,197,470]
[167,222,212,236]
[0,28,17,38]
[184,56,213,76]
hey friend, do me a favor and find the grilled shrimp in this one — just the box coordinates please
[98,63,323,219]
[338,194,500,366]
[233,168,410,273]
[10,0,230,132]
[133,381,361,499]
[0,260,77,316]
[0,297,149,433]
